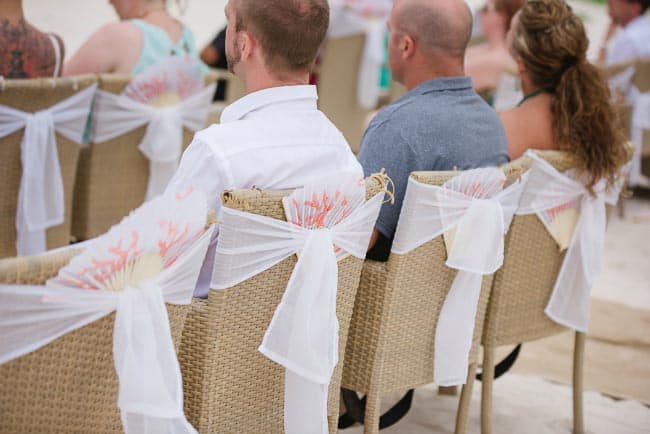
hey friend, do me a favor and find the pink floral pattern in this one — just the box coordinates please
[49,188,208,291]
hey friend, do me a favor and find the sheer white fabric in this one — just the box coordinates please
[211,178,383,434]
[328,1,391,109]
[0,84,96,255]
[92,83,216,199]
[391,169,524,386]
[516,151,620,332]
[0,189,211,434]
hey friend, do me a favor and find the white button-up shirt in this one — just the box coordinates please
[606,15,650,65]
[165,84,363,296]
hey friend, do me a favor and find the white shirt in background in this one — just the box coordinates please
[165,84,363,297]
[606,14,650,65]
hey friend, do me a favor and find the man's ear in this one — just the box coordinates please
[402,34,416,60]
[240,31,255,61]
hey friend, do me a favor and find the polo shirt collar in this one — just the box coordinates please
[410,76,473,95]
[221,84,318,123]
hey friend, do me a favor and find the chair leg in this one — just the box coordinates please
[573,332,586,434]
[481,346,496,434]
[363,390,382,434]
[455,363,477,434]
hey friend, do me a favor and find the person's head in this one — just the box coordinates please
[607,0,649,27]
[480,0,525,37]
[387,0,473,89]
[224,0,329,84]
[509,0,627,189]
[109,0,166,20]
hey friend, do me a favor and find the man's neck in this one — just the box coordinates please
[2,1,24,21]
[241,66,310,95]
[402,62,465,91]
[621,14,641,28]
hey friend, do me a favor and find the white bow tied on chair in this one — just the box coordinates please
[0,84,97,255]
[93,76,216,200]
[391,169,524,386]
[516,150,621,332]
[0,188,212,434]
[211,174,383,434]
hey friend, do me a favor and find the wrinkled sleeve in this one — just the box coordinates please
[166,138,226,212]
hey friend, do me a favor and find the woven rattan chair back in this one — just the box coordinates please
[485,150,579,347]
[317,34,371,154]
[341,167,524,434]
[478,150,591,434]
[0,248,191,433]
[179,176,386,434]
[72,73,214,240]
[0,75,97,259]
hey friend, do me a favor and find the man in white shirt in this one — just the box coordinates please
[604,0,650,65]
[165,0,363,296]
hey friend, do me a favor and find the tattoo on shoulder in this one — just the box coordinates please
[0,18,56,78]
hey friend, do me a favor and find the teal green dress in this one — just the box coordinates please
[130,19,205,74]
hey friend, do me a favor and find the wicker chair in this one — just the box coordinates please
[0,208,215,433]
[0,249,191,433]
[478,150,591,434]
[340,165,524,434]
[317,34,372,154]
[72,74,216,240]
[0,75,97,259]
[179,175,386,434]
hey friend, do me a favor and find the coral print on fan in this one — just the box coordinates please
[283,175,366,257]
[546,200,580,221]
[50,187,207,291]
[460,179,506,198]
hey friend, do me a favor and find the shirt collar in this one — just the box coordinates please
[410,76,473,95]
[221,85,318,123]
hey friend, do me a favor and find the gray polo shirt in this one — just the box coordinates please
[358,76,509,241]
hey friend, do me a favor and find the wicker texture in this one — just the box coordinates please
[0,75,97,259]
[179,176,386,434]
[340,168,523,434]
[0,249,191,433]
[479,150,589,434]
[71,73,214,240]
[317,34,371,154]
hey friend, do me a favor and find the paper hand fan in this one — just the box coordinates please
[440,168,506,254]
[48,187,209,292]
[282,172,366,260]
[123,55,205,107]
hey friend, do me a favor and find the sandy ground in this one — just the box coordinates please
[340,198,650,433]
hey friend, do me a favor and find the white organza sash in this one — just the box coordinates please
[92,83,216,199]
[328,2,390,109]
[211,192,383,434]
[0,229,209,434]
[0,84,97,255]
[516,151,619,332]
[391,170,523,386]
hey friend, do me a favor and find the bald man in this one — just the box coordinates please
[358,0,509,261]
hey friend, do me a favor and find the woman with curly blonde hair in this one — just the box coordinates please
[501,0,628,189]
